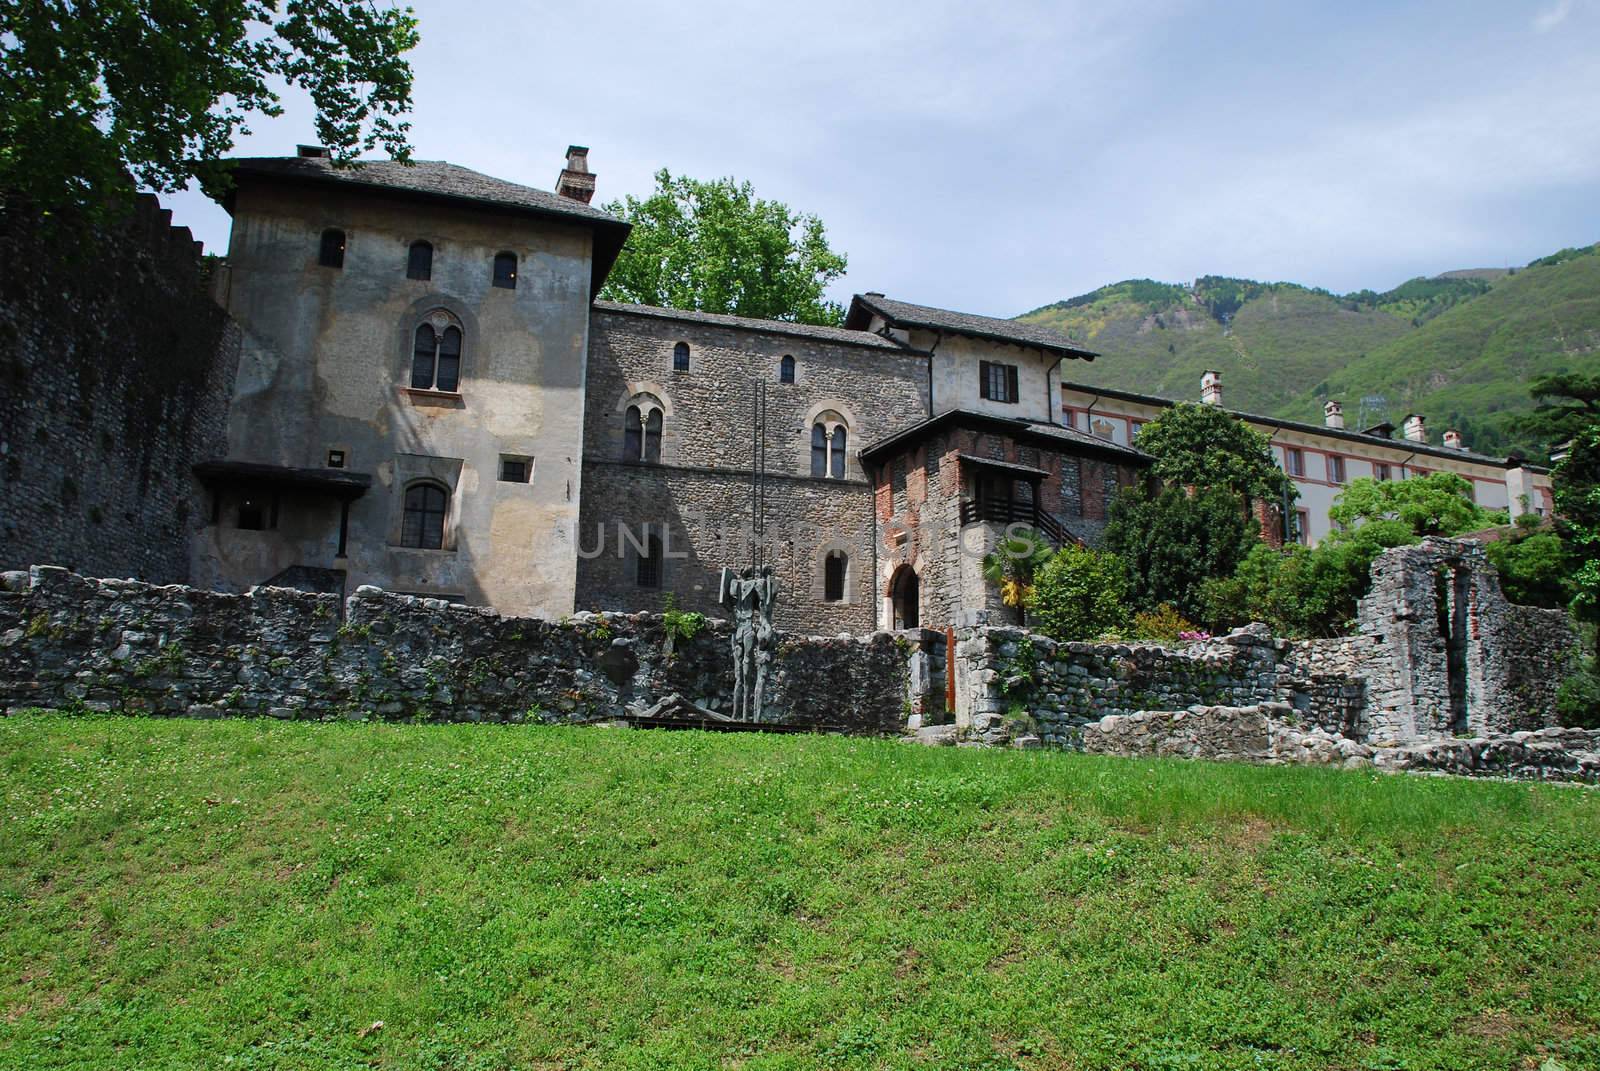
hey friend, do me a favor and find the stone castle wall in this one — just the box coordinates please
[578,307,929,631]
[0,566,911,732]
[0,194,241,583]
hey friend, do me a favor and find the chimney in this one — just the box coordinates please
[1443,428,1463,450]
[1200,369,1223,407]
[1402,413,1427,443]
[1323,399,1345,429]
[555,145,596,204]
[297,144,330,159]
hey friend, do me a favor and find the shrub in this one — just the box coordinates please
[1557,655,1600,729]
[1485,519,1571,609]
[1102,484,1260,620]
[1130,604,1200,645]
[1029,546,1131,642]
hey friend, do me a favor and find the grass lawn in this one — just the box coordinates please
[2,713,1598,1070]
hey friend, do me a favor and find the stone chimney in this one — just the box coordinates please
[555,145,596,204]
[1323,399,1345,429]
[1443,428,1463,450]
[297,144,330,159]
[1200,369,1223,407]
[1402,413,1427,443]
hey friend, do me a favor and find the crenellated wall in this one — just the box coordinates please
[0,193,240,583]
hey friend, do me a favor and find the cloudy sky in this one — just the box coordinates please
[166,0,1600,318]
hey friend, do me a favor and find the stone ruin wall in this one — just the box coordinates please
[0,193,241,584]
[0,566,912,733]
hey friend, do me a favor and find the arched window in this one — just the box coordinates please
[319,228,345,268]
[400,483,448,549]
[410,314,463,392]
[780,355,795,383]
[623,397,664,463]
[673,341,690,372]
[492,252,517,289]
[811,417,848,479]
[406,240,433,280]
[637,534,663,588]
[824,551,847,602]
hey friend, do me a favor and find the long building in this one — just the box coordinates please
[190,146,1551,630]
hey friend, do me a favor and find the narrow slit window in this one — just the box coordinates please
[637,534,663,588]
[493,252,518,289]
[673,341,690,372]
[824,551,846,602]
[407,240,433,280]
[319,228,346,268]
[780,355,795,383]
[411,324,437,389]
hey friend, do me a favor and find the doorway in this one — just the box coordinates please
[890,565,920,630]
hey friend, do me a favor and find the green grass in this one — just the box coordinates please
[2,712,1599,1070]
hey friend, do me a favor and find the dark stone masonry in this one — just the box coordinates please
[0,194,241,583]
[0,566,912,733]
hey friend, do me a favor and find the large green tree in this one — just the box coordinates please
[1555,425,1600,626]
[0,1,419,219]
[600,170,848,325]
[1514,373,1600,456]
[1131,401,1296,507]
[1102,485,1260,620]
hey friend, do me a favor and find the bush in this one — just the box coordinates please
[1102,485,1260,620]
[1557,656,1600,729]
[1485,520,1572,609]
[1130,604,1200,645]
[1029,546,1131,642]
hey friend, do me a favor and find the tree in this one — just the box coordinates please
[600,170,848,325]
[1029,546,1130,642]
[1102,485,1260,620]
[1327,472,1505,542]
[1555,425,1600,626]
[1514,373,1600,454]
[0,1,419,222]
[1133,402,1294,506]
[1484,516,1572,610]
[980,527,1054,624]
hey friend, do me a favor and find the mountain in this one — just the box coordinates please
[1018,243,1600,459]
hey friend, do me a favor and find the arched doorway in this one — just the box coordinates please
[890,565,919,630]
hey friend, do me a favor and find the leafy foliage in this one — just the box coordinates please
[1103,485,1262,621]
[1202,474,1503,637]
[599,169,848,325]
[980,527,1055,623]
[1554,424,1600,627]
[660,593,706,645]
[1130,604,1203,645]
[0,0,419,221]
[1484,519,1572,610]
[1028,545,1131,642]
[1513,373,1600,456]
[1131,402,1294,505]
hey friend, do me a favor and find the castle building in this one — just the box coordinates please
[192,148,1551,630]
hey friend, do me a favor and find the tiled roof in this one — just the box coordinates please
[592,301,920,352]
[846,294,1097,361]
[224,156,622,224]
[861,409,1150,465]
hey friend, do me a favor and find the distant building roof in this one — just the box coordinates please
[1057,378,1531,470]
[845,293,1098,361]
[592,301,920,353]
[220,156,631,295]
[861,408,1148,466]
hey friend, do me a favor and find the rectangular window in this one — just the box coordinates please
[1062,408,1076,429]
[326,449,346,469]
[1294,508,1310,545]
[1374,463,1391,482]
[1285,447,1305,477]
[498,456,532,483]
[979,361,1019,404]
[1130,420,1146,441]
[1327,455,1345,484]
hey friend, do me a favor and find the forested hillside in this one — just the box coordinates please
[1019,244,1600,459]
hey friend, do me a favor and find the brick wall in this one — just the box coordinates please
[0,194,240,583]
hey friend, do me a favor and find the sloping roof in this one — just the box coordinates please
[1057,378,1527,469]
[221,156,631,294]
[593,301,921,353]
[861,409,1149,466]
[845,294,1097,361]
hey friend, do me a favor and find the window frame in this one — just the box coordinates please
[1327,454,1346,484]
[779,354,795,383]
[811,418,848,479]
[823,550,847,603]
[673,341,690,372]
[498,455,532,483]
[623,397,665,463]
[979,360,1019,404]
[410,316,463,393]
[400,481,450,550]
[1285,447,1306,478]
[318,228,346,269]
[406,240,433,281]
[492,251,518,289]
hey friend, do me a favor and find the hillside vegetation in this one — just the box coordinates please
[1021,243,1600,459]
[3,712,1599,1070]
